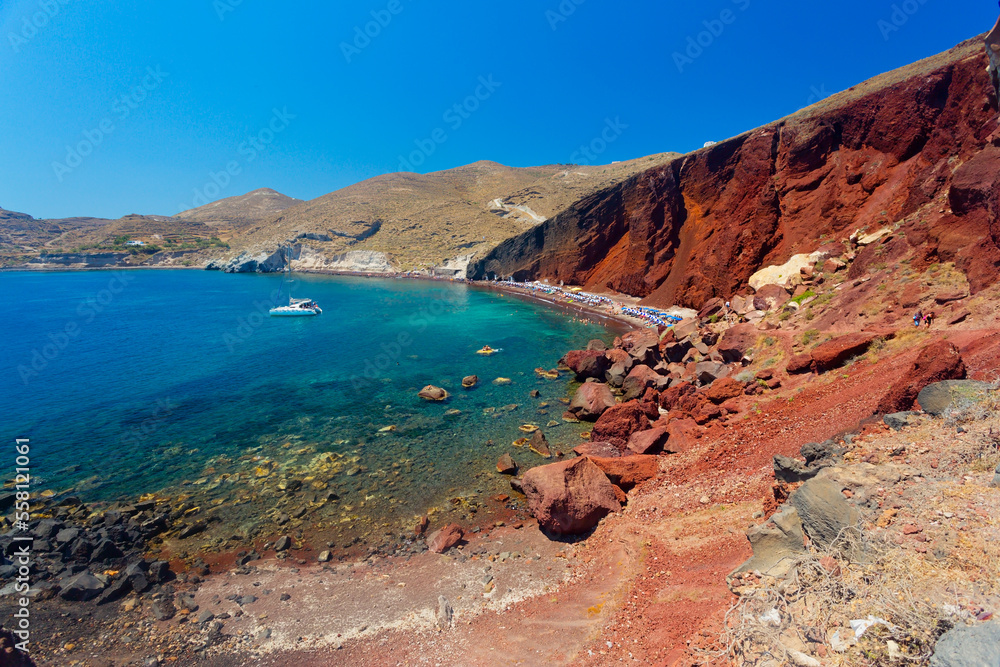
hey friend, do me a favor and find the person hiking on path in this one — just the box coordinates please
[914,311,923,328]
[925,311,935,328]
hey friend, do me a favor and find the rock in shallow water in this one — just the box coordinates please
[418,385,449,401]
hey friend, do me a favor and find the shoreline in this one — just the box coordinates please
[1,263,657,332]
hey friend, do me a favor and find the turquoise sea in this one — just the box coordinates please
[0,270,612,549]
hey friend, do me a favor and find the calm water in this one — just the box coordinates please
[0,270,610,547]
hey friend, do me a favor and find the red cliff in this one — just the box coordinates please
[471,37,1000,308]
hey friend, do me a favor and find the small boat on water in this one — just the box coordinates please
[269,246,322,317]
[269,297,322,317]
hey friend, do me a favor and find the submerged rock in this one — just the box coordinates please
[418,385,449,401]
[496,454,518,475]
[528,430,552,459]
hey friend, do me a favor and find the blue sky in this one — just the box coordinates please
[0,0,994,219]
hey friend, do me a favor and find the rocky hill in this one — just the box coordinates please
[470,37,1000,310]
[214,155,680,275]
[175,188,302,229]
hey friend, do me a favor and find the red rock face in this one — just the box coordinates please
[876,341,966,414]
[471,40,1000,306]
[521,457,621,535]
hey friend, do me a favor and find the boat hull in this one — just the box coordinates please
[269,308,321,317]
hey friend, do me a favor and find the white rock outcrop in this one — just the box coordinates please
[749,252,827,291]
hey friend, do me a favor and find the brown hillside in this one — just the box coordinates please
[227,155,680,270]
[175,188,302,228]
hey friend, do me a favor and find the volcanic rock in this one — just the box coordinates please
[731,504,807,578]
[704,377,744,404]
[786,353,813,375]
[810,333,883,372]
[568,383,616,420]
[59,571,105,602]
[659,381,696,411]
[664,418,701,453]
[528,430,552,459]
[585,455,659,491]
[790,475,860,555]
[591,400,658,449]
[626,427,668,455]
[694,361,728,386]
[876,341,966,414]
[621,365,667,402]
[418,385,449,401]
[717,323,757,363]
[521,457,621,534]
[428,524,464,554]
[496,453,517,475]
[930,619,1000,667]
[561,350,609,380]
[916,380,995,416]
[461,375,478,389]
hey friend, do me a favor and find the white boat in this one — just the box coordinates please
[270,297,322,317]
[268,246,322,317]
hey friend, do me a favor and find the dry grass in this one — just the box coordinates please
[714,402,1000,666]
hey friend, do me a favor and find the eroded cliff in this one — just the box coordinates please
[471,37,1000,309]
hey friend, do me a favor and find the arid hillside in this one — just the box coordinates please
[175,188,302,230]
[471,37,1000,309]
[219,155,680,272]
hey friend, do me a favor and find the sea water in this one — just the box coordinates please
[0,270,612,551]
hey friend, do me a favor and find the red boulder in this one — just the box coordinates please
[786,353,813,375]
[591,400,659,449]
[876,341,966,414]
[626,427,669,455]
[585,455,660,491]
[810,333,885,371]
[568,382,616,421]
[704,377,744,404]
[428,524,464,554]
[521,457,621,534]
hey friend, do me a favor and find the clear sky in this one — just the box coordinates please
[0,0,995,219]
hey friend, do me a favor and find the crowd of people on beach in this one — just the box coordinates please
[487,279,683,328]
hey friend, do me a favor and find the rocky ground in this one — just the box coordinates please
[5,234,1000,666]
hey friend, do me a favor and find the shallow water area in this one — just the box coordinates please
[1,270,611,556]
